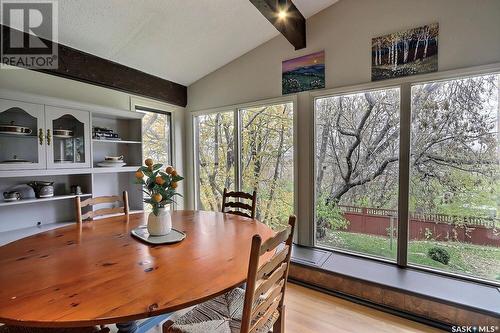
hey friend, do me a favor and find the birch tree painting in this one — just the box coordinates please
[372,23,438,81]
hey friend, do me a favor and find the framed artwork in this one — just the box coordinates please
[282,50,325,94]
[372,23,438,81]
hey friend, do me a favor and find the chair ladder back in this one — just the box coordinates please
[222,188,257,219]
[75,191,129,223]
[240,215,296,333]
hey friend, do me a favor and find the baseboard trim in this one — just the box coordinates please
[288,278,451,332]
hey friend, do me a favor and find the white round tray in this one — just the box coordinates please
[131,225,186,245]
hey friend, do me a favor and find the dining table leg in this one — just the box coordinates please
[116,321,138,333]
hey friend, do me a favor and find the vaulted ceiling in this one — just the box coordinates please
[2,0,338,86]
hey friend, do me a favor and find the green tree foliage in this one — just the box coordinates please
[316,196,349,230]
[240,103,294,230]
[315,88,400,238]
[142,111,171,166]
[197,112,235,213]
[315,75,500,238]
[196,104,294,230]
[409,75,499,221]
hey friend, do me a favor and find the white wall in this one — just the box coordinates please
[188,0,500,110]
[0,68,134,110]
[186,0,500,244]
[0,68,187,207]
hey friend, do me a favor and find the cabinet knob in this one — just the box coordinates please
[38,128,44,145]
[46,129,51,145]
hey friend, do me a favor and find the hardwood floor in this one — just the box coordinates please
[108,282,443,332]
[285,283,443,333]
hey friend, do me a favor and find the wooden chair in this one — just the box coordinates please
[222,188,257,219]
[163,215,296,333]
[75,191,129,223]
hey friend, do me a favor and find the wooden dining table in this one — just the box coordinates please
[0,210,276,332]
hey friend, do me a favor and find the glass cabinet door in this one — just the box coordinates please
[0,99,46,171]
[45,106,91,169]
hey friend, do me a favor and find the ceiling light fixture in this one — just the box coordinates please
[278,9,288,20]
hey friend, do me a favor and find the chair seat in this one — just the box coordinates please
[164,288,279,333]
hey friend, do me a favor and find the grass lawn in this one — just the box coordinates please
[317,231,500,282]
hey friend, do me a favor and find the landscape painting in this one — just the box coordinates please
[372,23,438,81]
[282,51,325,94]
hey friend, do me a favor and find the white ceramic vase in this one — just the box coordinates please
[147,207,172,236]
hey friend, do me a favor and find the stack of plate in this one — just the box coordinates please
[97,156,126,168]
[0,156,33,164]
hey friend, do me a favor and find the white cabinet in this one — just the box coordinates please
[0,99,46,171]
[45,106,91,169]
[0,99,91,171]
[0,92,145,244]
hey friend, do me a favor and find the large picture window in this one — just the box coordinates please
[194,102,294,230]
[314,72,500,283]
[194,111,235,212]
[240,103,294,230]
[409,74,500,281]
[315,88,400,261]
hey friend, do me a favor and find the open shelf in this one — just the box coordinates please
[0,133,37,139]
[93,139,142,144]
[92,166,140,174]
[0,168,92,178]
[0,167,140,177]
[0,193,92,207]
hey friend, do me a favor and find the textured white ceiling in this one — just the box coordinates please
[3,0,338,86]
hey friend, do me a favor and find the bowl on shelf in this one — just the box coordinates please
[27,181,54,198]
[53,129,74,138]
[3,191,21,202]
[5,184,35,200]
[0,121,32,136]
[0,155,33,164]
[104,155,124,161]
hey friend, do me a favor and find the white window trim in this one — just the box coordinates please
[310,62,500,99]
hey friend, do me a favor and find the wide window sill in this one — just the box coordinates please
[290,244,500,317]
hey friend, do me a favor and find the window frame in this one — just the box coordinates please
[312,85,403,265]
[192,109,236,210]
[133,100,178,208]
[310,63,500,287]
[191,96,298,225]
[136,106,173,167]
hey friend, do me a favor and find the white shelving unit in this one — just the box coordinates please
[91,166,142,174]
[0,90,145,243]
[0,193,91,207]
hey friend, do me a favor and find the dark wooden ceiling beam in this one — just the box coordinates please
[1,25,187,107]
[250,0,306,50]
